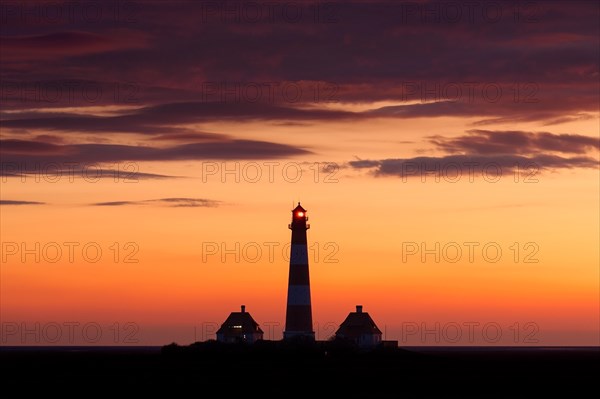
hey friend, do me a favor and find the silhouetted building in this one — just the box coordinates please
[336,305,382,348]
[216,305,264,343]
[284,203,315,339]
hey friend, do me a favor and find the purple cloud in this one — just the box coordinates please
[349,129,599,178]
[430,130,600,155]
[1,1,596,125]
[0,137,311,170]
[350,155,597,177]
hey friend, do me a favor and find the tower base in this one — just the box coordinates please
[283,331,315,340]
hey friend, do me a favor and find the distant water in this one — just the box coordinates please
[0,346,162,353]
[405,346,600,353]
[1,345,597,354]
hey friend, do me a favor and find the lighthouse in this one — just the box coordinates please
[283,202,315,339]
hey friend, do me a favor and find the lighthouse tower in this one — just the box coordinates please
[283,203,315,339]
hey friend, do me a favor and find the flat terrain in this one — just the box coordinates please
[1,344,598,397]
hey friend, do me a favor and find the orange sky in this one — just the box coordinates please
[1,1,599,346]
[1,116,598,345]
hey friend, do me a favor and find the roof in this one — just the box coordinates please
[292,202,307,213]
[216,311,264,335]
[336,311,382,338]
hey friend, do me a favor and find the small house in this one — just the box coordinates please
[216,305,264,343]
[335,305,382,348]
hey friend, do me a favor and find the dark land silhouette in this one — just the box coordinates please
[2,343,598,397]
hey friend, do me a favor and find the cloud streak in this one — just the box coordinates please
[0,31,148,61]
[0,200,45,205]
[93,198,220,208]
[0,102,358,134]
[350,154,598,178]
[0,137,311,166]
[1,1,597,126]
[350,129,599,178]
[430,130,600,155]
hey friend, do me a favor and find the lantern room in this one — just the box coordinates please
[289,202,310,229]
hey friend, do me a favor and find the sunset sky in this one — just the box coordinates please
[1,0,598,346]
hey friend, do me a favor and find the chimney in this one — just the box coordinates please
[241,305,246,313]
[356,305,363,313]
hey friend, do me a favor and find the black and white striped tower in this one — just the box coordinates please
[283,202,314,340]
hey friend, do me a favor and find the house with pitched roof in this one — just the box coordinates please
[335,305,382,348]
[216,305,264,343]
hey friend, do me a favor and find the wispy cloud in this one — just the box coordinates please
[0,200,45,205]
[0,166,177,180]
[349,129,599,178]
[92,198,220,208]
[0,138,311,166]
[350,154,598,178]
[429,130,600,155]
[0,30,148,61]
[0,102,357,134]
